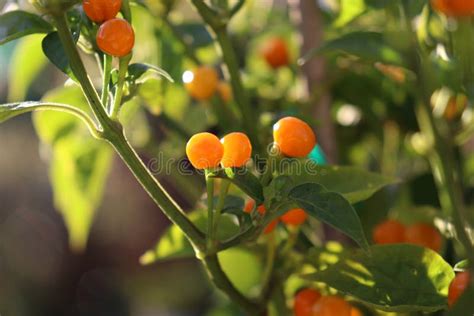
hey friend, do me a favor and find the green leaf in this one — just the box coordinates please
[127,63,174,83]
[447,286,474,316]
[0,101,93,127]
[213,195,245,215]
[0,102,48,123]
[33,86,91,144]
[263,175,295,210]
[218,248,263,293]
[302,32,404,66]
[214,195,251,227]
[288,182,369,250]
[0,10,53,45]
[306,242,346,270]
[174,23,213,48]
[7,34,48,102]
[140,211,240,264]
[42,28,79,79]
[304,244,454,313]
[209,168,264,204]
[334,0,367,28]
[42,32,72,77]
[454,260,469,272]
[282,162,397,204]
[33,86,110,251]
[51,138,113,251]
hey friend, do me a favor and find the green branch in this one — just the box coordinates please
[205,170,216,249]
[54,8,262,313]
[214,28,261,153]
[190,0,222,28]
[101,54,112,107]
[107,130,206,250]
[414,96,474,270]
[212,179,231,241]
[52,12,206,253]
[399,0,474,275]
[121,0,132,22]
[189,0,262,155]
[202,254,261,314]
[229,0,245,17]
[53,13,113,131]
[111,53,132,119]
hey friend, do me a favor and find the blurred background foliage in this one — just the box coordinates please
[1,0,474,315]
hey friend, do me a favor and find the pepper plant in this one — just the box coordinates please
[0,0,473,315]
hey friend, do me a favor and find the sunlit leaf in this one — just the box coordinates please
[33,86,91,144]
[454,260,469,272]
[218,248,263,293]
[7,35,47,102]
[51,138,113,251]
[304,244,454,312]
[140,211,240,264]
[33,86,111,250]
[334,0,367,27]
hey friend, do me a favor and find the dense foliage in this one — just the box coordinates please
[1,0,474,315]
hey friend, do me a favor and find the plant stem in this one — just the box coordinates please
[190,0,222,27]
[101,54,112,107]
[399,0,474,275]
[211,0,228,10]
[414,97,474,270]
[218,200,292,251]
[108,129,206,249]
[202,254,261,314]
[121,0,132,22]
[212,179,231,240]
[53,12,206,253]
[270,282,289,315]
[189,0,262,155]
[261,153,276,186]
[260,232,276,293]
[281,227,299,255]
[229,0,245,17]
[111,54,132,119]
[55,9,262,313]
[412,55,474,274]
[53,13,111,130]
[452,18,474,91]
[214,28,261,153]
[206,170,216,248]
